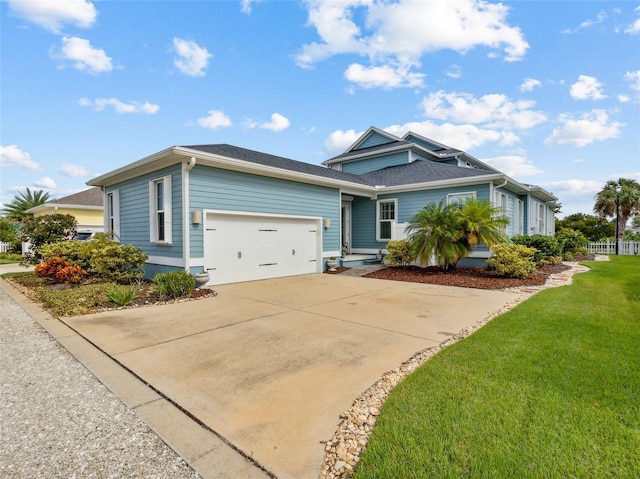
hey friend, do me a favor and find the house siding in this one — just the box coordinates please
[404,136,442,151]
[350,184,491,251]
[106,164,183,259]
[356,132,396,149]
[341,151,409,175]
[189,165,340,256]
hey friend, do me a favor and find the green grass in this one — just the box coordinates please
[0,252,23,264]
[355,256,640,479]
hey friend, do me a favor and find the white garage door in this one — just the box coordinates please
[204,212,321,284]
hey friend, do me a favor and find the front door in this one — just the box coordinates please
[341,200,351,252]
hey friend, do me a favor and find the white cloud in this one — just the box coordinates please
[172,38,212,77]
[344,62,424,89]
[324,129,363,154]
[35,177,56,189]
[240,0,261,14]
[259,113,290,132]
[625,70,640,92]
[8,0,97,33]
[196,110,232,129]
[60,163,90,177]
[520,77,541,92]
[445,64,462,79]
[482,155,543,177]
[618,94,631,103]
[324,121,520,155]
[79,98,159,114]
[544,109,623,147]
[0,145,39,170]
[385,121,520,150]
[296,0,528,90]
[420,90,547,130]
[570,75,606,100]
[624,7,640,34]
[51,36,112,74]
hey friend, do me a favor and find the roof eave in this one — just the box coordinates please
[377,174,504,194]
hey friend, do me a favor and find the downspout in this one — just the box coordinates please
[182,157,197,272]
[491,177,508,206]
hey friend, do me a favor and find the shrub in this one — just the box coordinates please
[19,213,77,265]
[385,240,414,266]
[511,234,562,265]
[106,285,137,306]
[35,256,87,284]
[487,243,537,279]
[84,237,148,282]
[555,228,588,260]
[152,271,196,299]
[40,240,89,269]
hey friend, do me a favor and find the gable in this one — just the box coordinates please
[354,130,398,150]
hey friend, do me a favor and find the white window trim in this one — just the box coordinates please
[106,190,120,241]
[376,199,397,242]
[149,175,172,244]
[447,191,476,205]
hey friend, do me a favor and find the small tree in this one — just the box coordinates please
[406,198,509,270]
[19,214,77,264]
[406,200,467,269]
[593,178,640,243]
[0,217,20,251]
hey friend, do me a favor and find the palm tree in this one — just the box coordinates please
[457,198,509,249]
[593,178,640,242]
[407,198,510,270]
[1,188,51,222]
[406,200,467,270]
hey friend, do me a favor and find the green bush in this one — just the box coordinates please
[555,228,588,260]
[106,285,137,306]
[385,240,414,266]
[19,214,77,265]
[511,234,562,265]
[84,237,148,282]
[40,240,89,269]
[487,243,537,279]
[152,271,196,299]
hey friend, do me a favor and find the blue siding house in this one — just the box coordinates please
[88,126,559,284]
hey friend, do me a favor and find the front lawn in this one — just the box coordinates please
[0,252,22,264]
[354,256,640,478]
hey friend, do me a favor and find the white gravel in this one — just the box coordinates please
[0,286,199,478]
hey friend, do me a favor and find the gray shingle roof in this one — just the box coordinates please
[49,187,103,206]
[359,159,495,187]
[183,144,372,185]
[183,144,496,189]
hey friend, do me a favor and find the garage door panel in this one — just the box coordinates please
[205,213,320,285]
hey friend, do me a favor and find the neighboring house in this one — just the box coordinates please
[25,187,104,235]
[87,127,558,285]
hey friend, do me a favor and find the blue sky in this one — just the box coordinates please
[1,0,639,218]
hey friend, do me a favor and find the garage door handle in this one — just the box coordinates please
[292,249,295,256]
[238,251,242,259]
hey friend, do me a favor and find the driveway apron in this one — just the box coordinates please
[61,274,521,479]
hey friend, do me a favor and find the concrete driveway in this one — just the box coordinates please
[61,273,521,479]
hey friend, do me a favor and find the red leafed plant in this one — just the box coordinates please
[35,256,87,284]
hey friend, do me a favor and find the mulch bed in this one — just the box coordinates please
[363,263,573,290]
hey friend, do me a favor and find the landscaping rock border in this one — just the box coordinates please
[319,260,594,478]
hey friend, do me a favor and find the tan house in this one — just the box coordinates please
[26,187,104,233]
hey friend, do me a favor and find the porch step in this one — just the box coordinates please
[341,254,381,267]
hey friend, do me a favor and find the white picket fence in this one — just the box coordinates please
[0,242,12,253]
[587,241,640,256]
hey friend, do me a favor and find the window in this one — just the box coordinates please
[539,204,545,234]
[149,176,172,244]
[447,192,476,207]
[106,190,120,240]
[377,199,396,241]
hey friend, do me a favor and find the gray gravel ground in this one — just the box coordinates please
[0,285,200,478]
